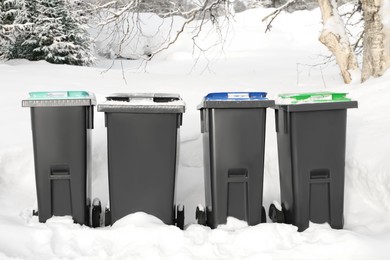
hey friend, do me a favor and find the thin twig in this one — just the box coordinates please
[262,0,297,33]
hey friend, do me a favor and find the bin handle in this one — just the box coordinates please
[310,169,330,180]
[86,106,94,130]
[228,168,248,182]
[200,109,208,133]
[50,165,70,180]
[275,110,290,134]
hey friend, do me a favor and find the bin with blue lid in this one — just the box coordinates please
[22,91,99,226]
[97,93,186,229]
[197,92,274,228]
[269,91,358,231]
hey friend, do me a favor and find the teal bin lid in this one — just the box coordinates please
[22,91,96,107]
[29,91,90,99]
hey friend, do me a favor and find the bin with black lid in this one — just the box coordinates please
[98,93,186,229]
[197,92,274,228]
[269,92,358,231]
[22,91,97,226]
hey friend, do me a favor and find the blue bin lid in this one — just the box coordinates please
[198,92,274,109]
[205,92,268,101]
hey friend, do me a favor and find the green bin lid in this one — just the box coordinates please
[22,91,96,107]
[278,91,350,104]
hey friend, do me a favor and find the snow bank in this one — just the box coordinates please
[0,213,389,259]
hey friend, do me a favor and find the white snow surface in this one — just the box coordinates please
[1,7,390,260]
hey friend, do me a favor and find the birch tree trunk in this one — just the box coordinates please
[361,0,390,82]
[318,0,359,84]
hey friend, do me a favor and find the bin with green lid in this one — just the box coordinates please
[22,91,100,227]
[269,91,357,232]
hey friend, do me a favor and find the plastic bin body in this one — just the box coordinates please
[23,91,95,225]
[199,92,274,228]
[98,93,185,225]
[274,101,357,231]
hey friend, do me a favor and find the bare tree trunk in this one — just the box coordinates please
[361,0,390,82]
[318,0,359,84]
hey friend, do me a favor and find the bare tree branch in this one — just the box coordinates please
[90,0,233,65]
[339,0,364,58]
[262,0,297,33]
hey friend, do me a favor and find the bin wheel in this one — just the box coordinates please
[32,210,38,217]
[195,205,206,225]
[176,205,185,230]
[91,198,102,228]
[261,206,267,223]
[104,207,111,227]
[268,203,285,223]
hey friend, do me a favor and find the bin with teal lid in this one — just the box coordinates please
[197,92,274,228]
[22,91,99,226]
[269,91,357,231]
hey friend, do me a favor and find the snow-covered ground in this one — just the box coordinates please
[1,6,390,260]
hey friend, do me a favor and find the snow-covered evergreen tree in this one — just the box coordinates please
[1,0,23,24]
[1,0,94,65]
[0,0,25,59]
[20,0,94,65]
[6,0,35,60]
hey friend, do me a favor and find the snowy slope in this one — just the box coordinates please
[0,6,390,260]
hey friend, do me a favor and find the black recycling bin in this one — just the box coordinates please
[98,93,186,228]
[197,92,274,228]
[22,91,96,226]
[269,92,358,232]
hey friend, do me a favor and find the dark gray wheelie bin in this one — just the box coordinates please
[269,92,357,232]
[22,91,96,226]
[98,93,186,229]
[197,92,274,228]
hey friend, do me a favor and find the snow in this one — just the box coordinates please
[1,6,390,260]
